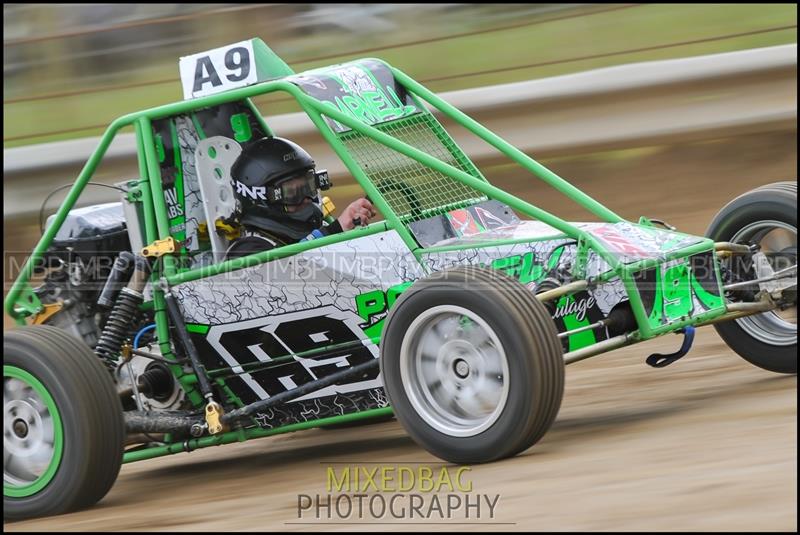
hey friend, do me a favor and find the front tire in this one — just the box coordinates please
[706,181,797,374]
[381,266,564,464]
[4,325,125,520]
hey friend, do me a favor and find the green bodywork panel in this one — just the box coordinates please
[633,250,726,334]
[252,39,295,80]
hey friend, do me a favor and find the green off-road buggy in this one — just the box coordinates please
[4,39,796,519]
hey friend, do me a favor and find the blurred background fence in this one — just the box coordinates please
[4,3,797,145]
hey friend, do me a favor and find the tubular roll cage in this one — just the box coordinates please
[6,61,734,384]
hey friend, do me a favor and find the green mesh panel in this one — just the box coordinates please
[337,113,487,222]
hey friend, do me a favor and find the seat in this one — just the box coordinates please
[194,136,241,263]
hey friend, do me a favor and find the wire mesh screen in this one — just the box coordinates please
[337,113,488,222]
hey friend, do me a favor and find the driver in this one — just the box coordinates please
[225,136,376,259]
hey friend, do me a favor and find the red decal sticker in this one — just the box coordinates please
[589,225,650,257]
[447,209,482,236]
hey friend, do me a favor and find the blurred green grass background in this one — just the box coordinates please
[3,3,797,147]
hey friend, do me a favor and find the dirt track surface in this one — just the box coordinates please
[4,131,797,531]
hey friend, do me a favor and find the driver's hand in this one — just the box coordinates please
[338,198,376,230]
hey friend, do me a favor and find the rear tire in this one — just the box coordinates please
[4,325,124,520]
[380,266,564,464]
[706,181,797,374]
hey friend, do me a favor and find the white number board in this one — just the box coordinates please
[179,40,257,100]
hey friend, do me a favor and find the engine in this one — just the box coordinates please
[35,202,186,413]
[35,202,134,347]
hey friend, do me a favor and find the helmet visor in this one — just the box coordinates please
[268,170,318,205]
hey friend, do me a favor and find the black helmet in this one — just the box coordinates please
[231,137,331,241]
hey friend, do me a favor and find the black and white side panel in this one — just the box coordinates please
[172,230,424,428]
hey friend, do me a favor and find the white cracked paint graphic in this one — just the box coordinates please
[175,230,424,325]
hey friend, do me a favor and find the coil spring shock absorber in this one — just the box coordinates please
[95,256,151,372]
